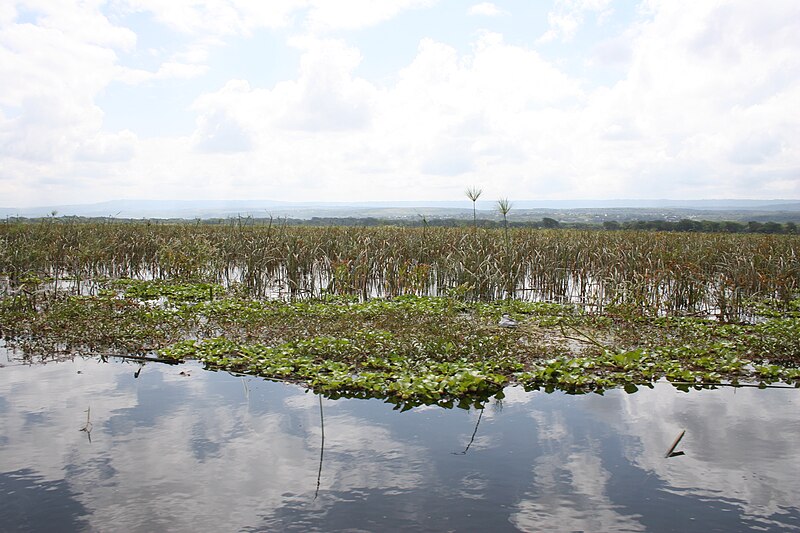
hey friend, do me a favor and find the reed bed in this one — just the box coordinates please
[1,220,798,318]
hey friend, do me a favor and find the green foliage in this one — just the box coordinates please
[2,219,800,402]
[160,334,510,409]
[109,279,223,303]
[3,283,800,397]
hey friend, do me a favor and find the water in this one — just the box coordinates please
[1,358,799,532]
[13,266,747,318]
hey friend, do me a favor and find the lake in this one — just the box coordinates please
[1,355,799,532]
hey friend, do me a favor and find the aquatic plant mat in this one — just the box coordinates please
[2,222,799,407]
[2,279,799,409]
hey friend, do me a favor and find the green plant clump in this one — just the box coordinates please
[3,277,800,400]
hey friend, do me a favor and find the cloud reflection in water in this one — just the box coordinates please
[0,357,798,532]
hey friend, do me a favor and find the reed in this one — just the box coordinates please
[465,186,482,228]
[1,221,798,318]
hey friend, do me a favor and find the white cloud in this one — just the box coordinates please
[117,0,295,36]
[539,0,613,43]
[275,37,376,130]
[75,129,139,162]
[0,2,140,170]
[119,0,439,36]
[191,80,255,153]
[467,3,506,17]
[22,0,138,50]
[117,61,209,84]
[592,0,800,196]
[188,38,377,155]
[304,0,437,32]
[591,30,636,68]
[0,19,117,109]
[2,0,800,205]
[0,4,16,27]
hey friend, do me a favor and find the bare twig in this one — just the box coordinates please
[79,406,93,443]
[665,429,686,458]
[452,408,484,455]
[314,395,325,500]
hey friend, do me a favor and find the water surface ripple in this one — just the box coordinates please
[1,357,799,532]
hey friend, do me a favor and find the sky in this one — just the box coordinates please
[1,0,799,207]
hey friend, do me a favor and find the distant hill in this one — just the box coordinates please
[1,198,799,222]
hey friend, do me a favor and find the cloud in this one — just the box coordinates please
[193,112,254,153]
[728,133,783,166]
[304,0,438,32]
[0,3,139,166]
[591,32,635,67]
[0,18,118,109]
[118,0,439,36]
[377,33,583,182]
[191,80,256,153]
[117,0,299,36]
[75,130,139,162]
[117,61,209,84]
[419,138,475,176]
[274,38,376,130]
[190,38,376,142]
[2,0,800,205]
[467,3,506,17]
[538,0,613,43]
[0,4,16,27]
[30,0,137,50]
[519,0,800,199]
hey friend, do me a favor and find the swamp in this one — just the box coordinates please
[1,220,800,531]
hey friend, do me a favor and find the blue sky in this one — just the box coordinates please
[1,0,798,207]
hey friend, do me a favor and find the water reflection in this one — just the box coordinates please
[0,357,799,532]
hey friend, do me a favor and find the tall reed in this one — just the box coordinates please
[1,221,798,317]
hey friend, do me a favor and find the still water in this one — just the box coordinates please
[1,356,799,532]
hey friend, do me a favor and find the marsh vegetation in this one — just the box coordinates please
[1,220,798,407]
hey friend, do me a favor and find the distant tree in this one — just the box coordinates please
[785,222,798,234]
[603,221,621,230]
[747,221,763,233]
[542,217,560,229]
[676,219,701,232]
[654,220,672,231]
[722,221,745,233]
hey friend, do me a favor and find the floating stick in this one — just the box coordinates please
[665,429,686,458]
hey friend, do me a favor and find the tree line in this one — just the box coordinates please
[4,215,798,234]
